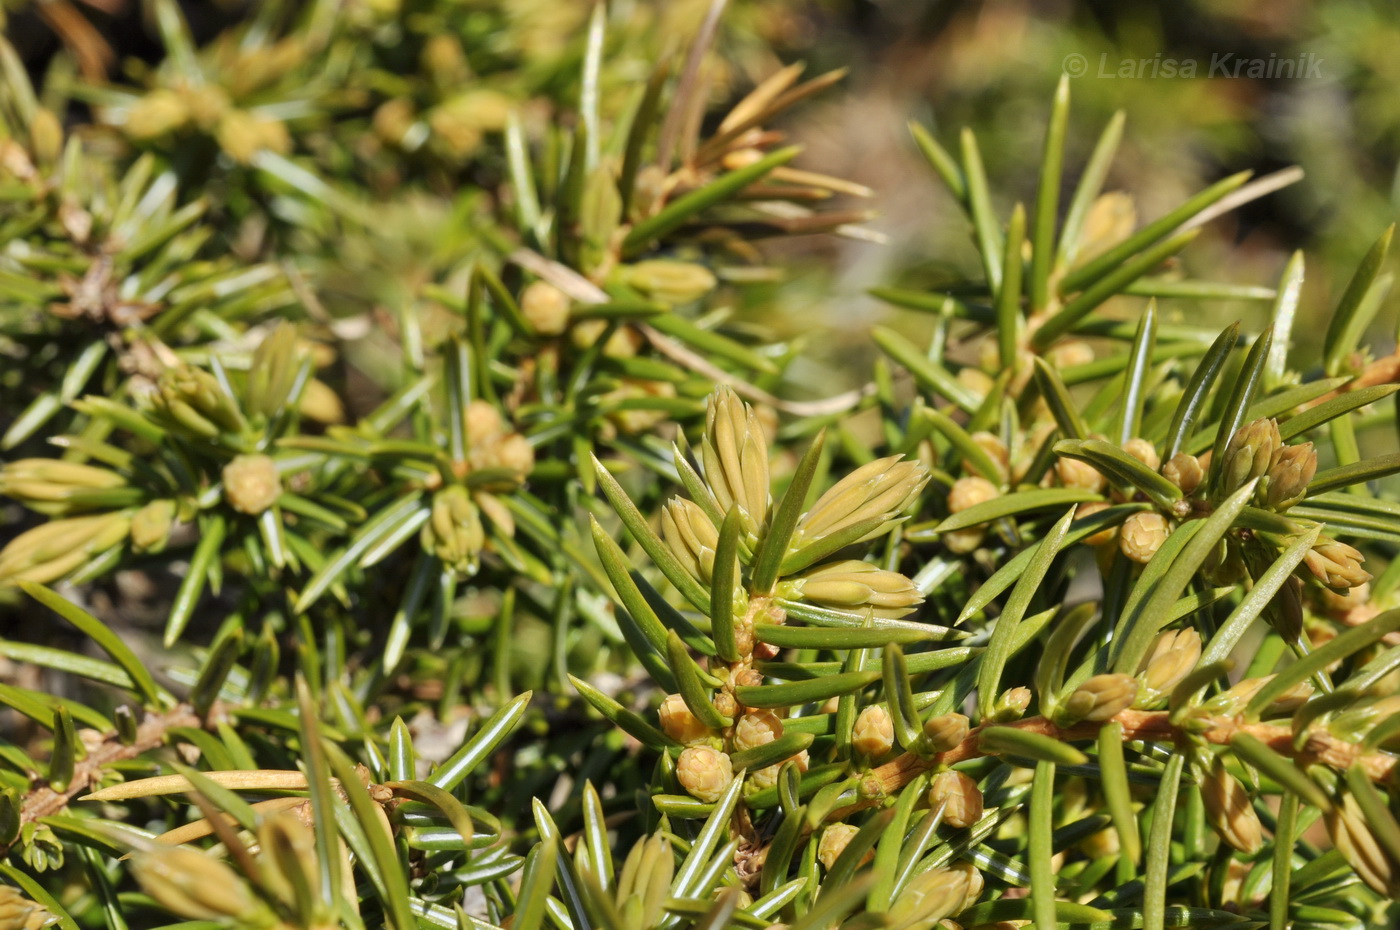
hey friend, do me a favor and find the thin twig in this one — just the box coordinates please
[6,703,203,855]
[867,708,1396,799]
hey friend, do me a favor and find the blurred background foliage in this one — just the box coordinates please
[2,0,1400,925]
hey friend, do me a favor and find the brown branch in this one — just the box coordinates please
[4,703,202,855]
[867,708,1397,797]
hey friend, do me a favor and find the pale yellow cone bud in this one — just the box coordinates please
[947,476,999,514]
[571,319,642,358]
[888,865,972,930]
[1264,442,1316,511]
[1059,674,1138,725]
[258,811,322,912]
[852,705,894,758]
[676,746,733,803]
[464,401,504,447]
[733,710,784,752]
[1075,501,1117,547]
[125,89,190,139]
[1055,457,1106,492]
[713,690,739,720]
[1200,759,1262,854]
[1325,792,1400,896]
[216,110,288,164]
[223,454,282,515]
[624,259,718,305]
[0,513,131,584]
[661,498,719,584]
[992,687,1032,723]
[701,387,771,534]
[1162,453,1204,495]
[956,368,995,398]
[422,485,485,575]
[817,823,862,870]
[29,108,63,165]
[796,455,929,548]
[929,770,983,829]
[1046,339,1095,369]
[131,499,177,554]
[1120,512,1170,564]
[184,85,231,131]
[943,527,985,554]
[782,560,922,618]
[746,763,783,792]
[129,846,258,920]
[0,459,128,499]
[373,98,417,145]
[1136,628,1202,705]
[948,859,985,912]
[604,379,678,434]
[659,694,713,745]
[1122,438,1161,473]
[1304,536,1371,591]
[0,886,57,930]
[923,713,970,753]
[1221,418,1281,496]
[969,432,1009,481]
[520,281,572,335]
[492,434,535,481]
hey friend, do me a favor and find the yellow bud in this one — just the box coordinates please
[422,485,485,574]
[1055,457,1106,492]
[1123,438,1160,473]
[852,705,894,758]
[1059,673,1138,725]
[658,694,712,745]
[125,89,189,139]
[1137,628,1201,704]
[29,108,63,165]
[1162,453,1204,495]
[676,746,733,803]
[223,455,282,515]
[701,387,771,534]
[922,713,970,753]
[783,560,922,618]
[520,281,572,336]
[465,401,504,447]
[1221,418,1281,496]
[1263,442,1316,511]
[661,498,719,585]
[1046,340,1095,369]
[1119,512,1170,564]
[0,886,56,930]
[947,476,999,514]
[888,864,972,930]
[969,432,1010,481]
[624,259,717,305]
[733,710,784,752]
[1303,536,1371,591]
[817,823,864,870]
[492,434,535,481]
[129,845,257,920]
[1075,501,1117,547]
[1325,792,1400,896]
[131,499,177,553]
[1200,759,1262,854]
[929,770,983,828]
[992,687,1032,722]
